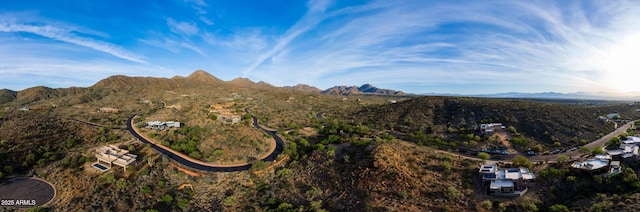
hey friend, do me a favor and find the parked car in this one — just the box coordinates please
[526,151,536,156]
[569,147,578,151]
[501,151,509,155]
[552,149,561,154]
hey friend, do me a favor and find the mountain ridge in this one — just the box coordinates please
[321,84,405,96]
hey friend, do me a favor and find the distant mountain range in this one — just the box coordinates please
[2,70,638,105]
[284,83,405,96]
[423,91,640,101]
[0,71,407,105]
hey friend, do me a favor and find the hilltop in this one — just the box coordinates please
[282,84,322,93]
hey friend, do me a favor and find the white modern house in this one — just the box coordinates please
[606,136,640,160]
[480,123,504,135]
[94,145,137,171]
[146,121,181,130]
[571,154,611,171]
[479,163,535,197]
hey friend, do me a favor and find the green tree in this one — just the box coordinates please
[606,137,621,147]
[513,155,532,169]
[623,167,638,184]
[477,152,491,162]
[116,178,129,189]
[140,185,152,194]
[99,173,116,184]
[578,146,591,155]
[548,204,569,212]
[158,194,173,203]
[251,161,271,171]
[556,155,569,163]
[532,144,543,153]
[277,203,294,211]
[223,195,238,207]
[592,147,605,155]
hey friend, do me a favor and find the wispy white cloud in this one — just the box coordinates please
[203,29,267,52]
[166,17,199,36]
[0,18,146,64]
[199,16,214,25]
[246,0,640,93]
[242,0,333,76]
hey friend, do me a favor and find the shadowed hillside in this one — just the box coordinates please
[0,89,17,104]
[355,96,640,148]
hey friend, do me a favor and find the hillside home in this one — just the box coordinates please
[571,154,611,173]
[218,113,241,124]
[607,113,620,119]
[479,164,535,197]
[606,136,640,160]
[480,123,504,135]
[94,145,137,171]
[607,144,640,160]
[146,121,181,130]
[622,136,640,145]
[99,107,119,113]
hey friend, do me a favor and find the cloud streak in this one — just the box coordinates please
[245,0,640,93]
[0,19,146,64]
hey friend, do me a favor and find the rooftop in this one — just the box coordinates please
[489,180,514,190]
[571,158,609,170]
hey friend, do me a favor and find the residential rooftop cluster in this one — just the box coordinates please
[210,102,241,124]
[570,136,640,176]
[479,163,535,197]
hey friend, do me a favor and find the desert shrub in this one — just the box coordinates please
[251,161,271,171]
[477,152,490,161]
[158,194,173,204]
[512,155,532,169]
[548,204,569,212]
[445,186,460,200]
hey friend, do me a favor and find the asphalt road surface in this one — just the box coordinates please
[0,177,55,208]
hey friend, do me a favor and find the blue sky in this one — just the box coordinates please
[1,0,640,94]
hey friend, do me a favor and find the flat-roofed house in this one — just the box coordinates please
[146,121,181,130]
[480,123,504,135]
[99,107,119,113]
[479,163,535,197]
[571,154,612,174]
[94,145,137,171]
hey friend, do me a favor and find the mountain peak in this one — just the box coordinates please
[186,70,222,83]
[229,77,255,85]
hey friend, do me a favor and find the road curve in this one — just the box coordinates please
[126,111,284,172]
[528,119,639,162]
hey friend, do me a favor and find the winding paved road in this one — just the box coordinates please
[126,110,284,172]
[527,120,638,162]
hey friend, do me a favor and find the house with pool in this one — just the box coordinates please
[92,145,137,172]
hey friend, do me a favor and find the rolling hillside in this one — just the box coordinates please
[355,96,640,149]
